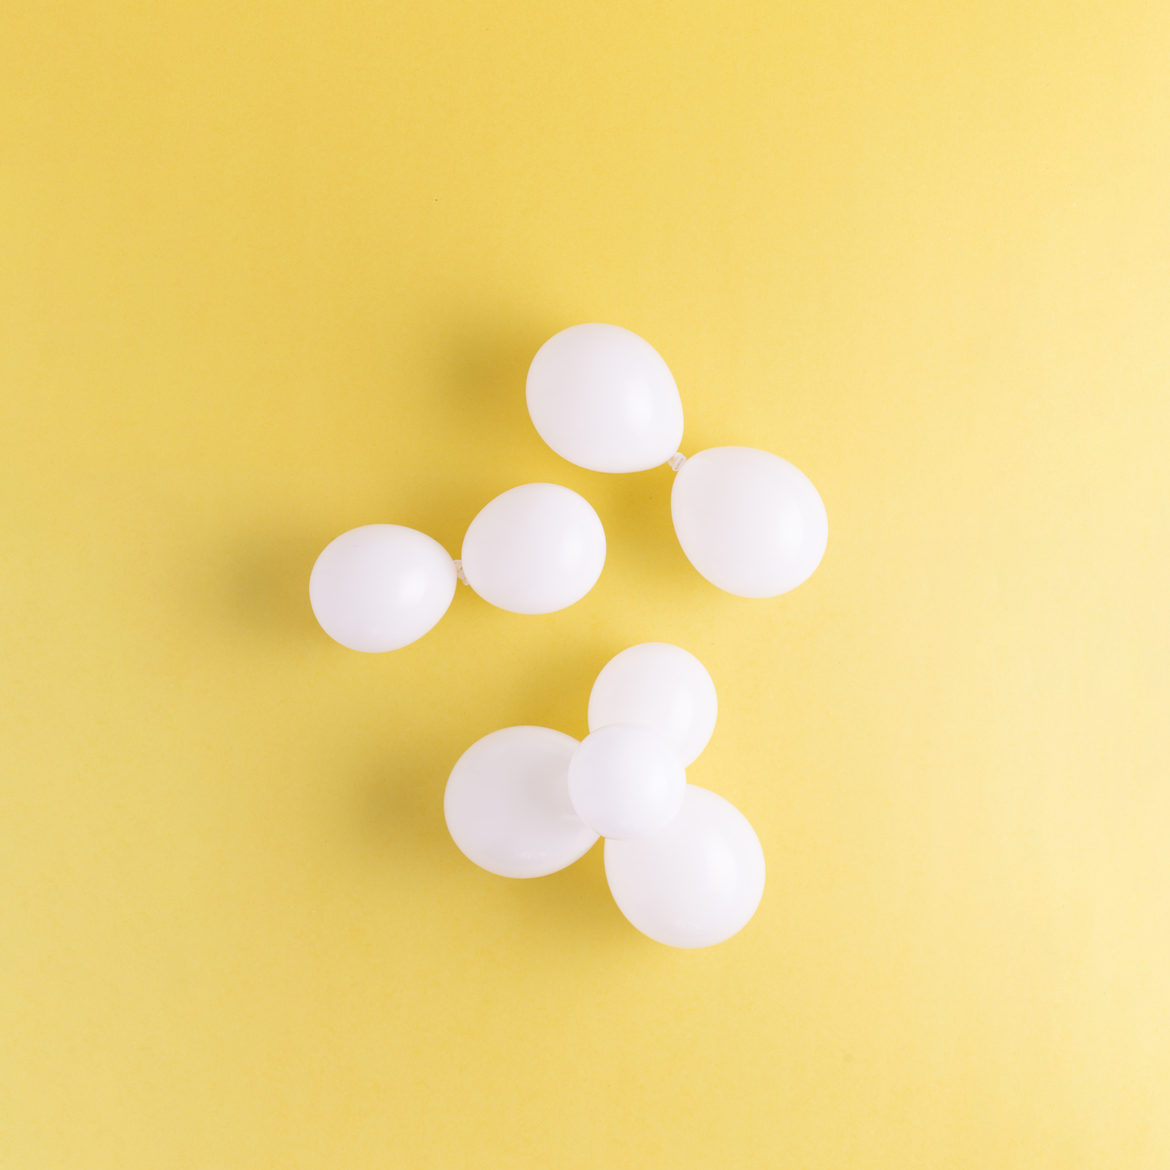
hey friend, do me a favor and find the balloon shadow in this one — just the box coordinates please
[346,734,625,951]
[201,523,324,649]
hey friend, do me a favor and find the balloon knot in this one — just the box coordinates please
[666,452,687,471]
[453,559,469,585]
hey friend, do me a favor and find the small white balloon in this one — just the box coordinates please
[460,483,605,614]
[567,725,686,840]
[444,726,598,878]
[309,524,457,652]
[604,785,765,948]
[588,642,717,766]
[526,324,686,473]
[670,446,828,598]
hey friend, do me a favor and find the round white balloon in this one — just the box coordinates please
[460,483,605,614]
[588,642,717,766]
[604,785,765,948]
[309,524,457,652]
[670,446,828,598]
[526,324,685,473]
[567,724,686,840]
[444,726,598,878]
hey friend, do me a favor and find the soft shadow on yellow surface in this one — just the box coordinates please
[3,1,1170,1167]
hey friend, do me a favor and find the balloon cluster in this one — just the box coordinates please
[311,324,826,947]
[310,322,829,653]
[444,643,765,949]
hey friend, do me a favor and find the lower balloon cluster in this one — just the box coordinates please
[443,642,765,948]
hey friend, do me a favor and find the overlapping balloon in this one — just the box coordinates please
[444,643,766,948]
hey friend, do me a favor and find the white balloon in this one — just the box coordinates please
[670,446,828,598]
[604,785,765,948]
[309,524,457,652]
[588,642,717,766]
[460,483,605,614]
[567,725,686,840]
[526,324,685,473]
[444,726,598,878]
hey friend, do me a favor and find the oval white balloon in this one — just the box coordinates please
[567,724,686,840]
[588,642,717,766]
[526,324,685,473]
[309,524,457,652]
[460,483,606,614]
[670,446,828,598]
[604,785,765,948]
[444,726,598,878]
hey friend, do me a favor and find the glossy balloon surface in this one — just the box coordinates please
[444,726,598,878]
[460,483,606,614]
[588,642,717,766]
[670,446,828,598]
[526,324,685,473]
[604,785,765,947]
[309,524,456,652]
[567,724,686,840]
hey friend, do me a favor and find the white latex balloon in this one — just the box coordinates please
[309,524,457,652]
[526,324,685,473]
[588,642,717,766]
[671,446,828,598]
[567,725,686,840]
[460,483,605,614]
[444,726,598,878]
[604,785,765,947]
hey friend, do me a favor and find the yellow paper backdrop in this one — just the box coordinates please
[3,2,1169,1166]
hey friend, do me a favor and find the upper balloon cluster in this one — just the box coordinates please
[528,323,828,598]
[445,642,765,949]
[309,323,827,652]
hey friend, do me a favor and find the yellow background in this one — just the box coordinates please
[3,1,1169,1166]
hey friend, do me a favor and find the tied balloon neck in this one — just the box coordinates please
[666,452,687,472]
[453,559,469,586]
